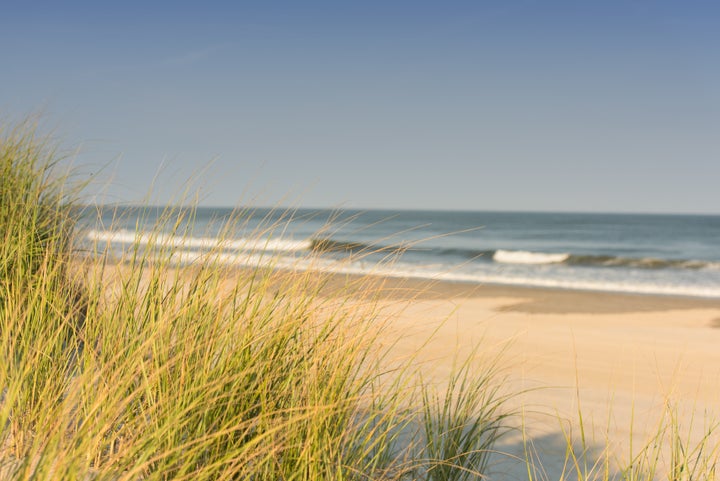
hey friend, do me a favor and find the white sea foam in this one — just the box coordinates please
[170,250,303,270]
[493,250,569,265]
[451,273,720,298]
[367,265,720,298]
[86,229,311,252]
[160,249,720,299]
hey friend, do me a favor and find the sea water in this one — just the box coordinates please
[79,206,720,298]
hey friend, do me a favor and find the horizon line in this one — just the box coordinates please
[79,202,720,217]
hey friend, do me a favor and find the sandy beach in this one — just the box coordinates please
[335,276,720,478]
[87,258,720,477]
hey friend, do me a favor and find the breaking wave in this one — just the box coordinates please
[491,249,720,270]
[447,247,718,271]
[86,229,311,252]
[85,229,720,272]
[493,250,570,265]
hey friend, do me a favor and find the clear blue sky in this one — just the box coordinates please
[2,1,719,213]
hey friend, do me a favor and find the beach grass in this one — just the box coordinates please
[0,121,516,480]
[2,120,719,480]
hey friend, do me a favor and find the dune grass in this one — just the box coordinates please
[0,122,516,480]
[2,121,719,480]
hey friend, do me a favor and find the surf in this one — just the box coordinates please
[86,229,312,253]
[493,250,570,265]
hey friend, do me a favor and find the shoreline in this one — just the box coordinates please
[317,270,720,315]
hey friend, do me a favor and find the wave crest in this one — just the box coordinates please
[493,250,570,265]
[86,229,311,252]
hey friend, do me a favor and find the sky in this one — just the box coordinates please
[2,1,719,213]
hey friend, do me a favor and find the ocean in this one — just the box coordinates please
[80,206,720,298]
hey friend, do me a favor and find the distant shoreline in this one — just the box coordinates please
[81,207,720,299]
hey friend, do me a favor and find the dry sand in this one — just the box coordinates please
[339,276,720,479]
[89,261,720,478]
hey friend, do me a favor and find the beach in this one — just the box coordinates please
[336,276,720,477]
[80,204,720,477]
